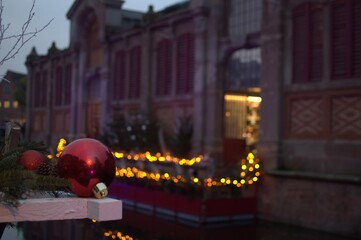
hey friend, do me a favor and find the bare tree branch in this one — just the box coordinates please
[0,0,53,68]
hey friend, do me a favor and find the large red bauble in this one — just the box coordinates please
[18,150,47,170]
[57,138,115,197]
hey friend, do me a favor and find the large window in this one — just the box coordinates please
[113,50,126,100]
[176,33,194,95]
[292,0,361,82]
[156,39,172,97]
[55,67,63,106]
[292,2,324,83]
[331,0,361,79]
[87,18,103,69]
[128,46,141,99]
[33,71,47,108]
[64,64,72,105]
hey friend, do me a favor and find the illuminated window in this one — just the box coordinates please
[13,101,18,108]
[224,94,261,145]
[4,101,10,108]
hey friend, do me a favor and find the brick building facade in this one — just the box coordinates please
[25,0,361,237]
[26,0,262,163]
[258,0,361,237]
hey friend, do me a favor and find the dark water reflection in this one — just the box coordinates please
[10,209,352,240]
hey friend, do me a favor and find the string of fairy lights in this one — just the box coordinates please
[52,138,261,188]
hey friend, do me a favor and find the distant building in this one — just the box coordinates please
[0,70,26,125]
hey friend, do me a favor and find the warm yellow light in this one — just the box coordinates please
[255,171,260,176]
[220,178,225,183]
[233,180,238,185]
[224,95,247,102]
[92,219,96,222]
[164,173,169,178]
[240,172,246,177]
[249,167,254,172]
[253,177,258,182]
[241,165,247,170]
[226,179,231,184]
[249,159,254,164]
[247,96,262,103]
[255,164,260,169]
[3,101,10,108]
[193,177,199,183]
[240,179,245,184]
[247,152,255,159]
[248,179,253,185]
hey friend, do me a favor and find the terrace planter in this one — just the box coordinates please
[109,182,256,225]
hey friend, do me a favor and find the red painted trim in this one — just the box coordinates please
[346,0,353,78]
[156,39,173,97]
[305,3,312,82]
[128,46,141,99]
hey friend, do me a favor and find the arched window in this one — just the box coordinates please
[226,47,261,91]
[87,18,103,69]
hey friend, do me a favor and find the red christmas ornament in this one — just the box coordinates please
[18,150,47,170]
[57,138,115,198]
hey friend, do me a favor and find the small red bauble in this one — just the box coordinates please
[18,150,47,170]
[57,138,115,198]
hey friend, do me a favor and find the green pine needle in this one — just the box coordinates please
[0,141,70,207]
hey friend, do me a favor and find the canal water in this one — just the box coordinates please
[1,209,353,240]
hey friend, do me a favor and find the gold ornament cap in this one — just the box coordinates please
[92,182,108,199]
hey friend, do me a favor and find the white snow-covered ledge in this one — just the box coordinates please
[0,197,122,223]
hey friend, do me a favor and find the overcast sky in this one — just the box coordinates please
[0,0,182,77]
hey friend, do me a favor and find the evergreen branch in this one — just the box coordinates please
[0,150,23,172]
